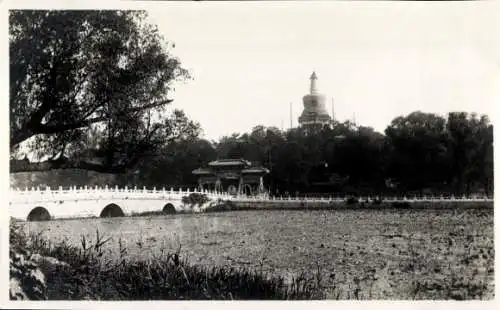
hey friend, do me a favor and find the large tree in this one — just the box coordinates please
[10,10,199,174]
[446,112,493,195]
[384,111,450,194]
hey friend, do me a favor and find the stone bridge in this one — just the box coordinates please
[9,186,234,221]
[9,186,493,221]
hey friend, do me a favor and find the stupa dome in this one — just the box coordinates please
[298,72,332,127]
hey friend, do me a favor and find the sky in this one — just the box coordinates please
[144,2,500,141]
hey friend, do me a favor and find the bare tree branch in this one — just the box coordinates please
[37,116,107,134]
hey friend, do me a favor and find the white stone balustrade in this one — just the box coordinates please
[9,185,493,221]
[10,186,493,202]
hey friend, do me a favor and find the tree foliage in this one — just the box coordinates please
[10,10,199,173]
[385,112,450,193]
[446,112,493,194]
[140,111,492,197]
[118,137,217,188]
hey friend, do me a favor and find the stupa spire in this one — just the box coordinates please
[310,71,318,94]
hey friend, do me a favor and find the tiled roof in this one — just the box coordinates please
[242,167,270,174]
[192,168,214,175]
[208,159,251,167]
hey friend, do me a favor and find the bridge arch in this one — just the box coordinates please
[27,206,51,222]
[100,203,125,218]
[163,203,176,214]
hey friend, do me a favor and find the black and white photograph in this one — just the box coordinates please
[2,0,497,306]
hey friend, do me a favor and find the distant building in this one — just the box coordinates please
[192,159,269,195]
[298,71,332,132]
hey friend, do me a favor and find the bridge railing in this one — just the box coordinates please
[9,186,493,204]
[9,186,243,203]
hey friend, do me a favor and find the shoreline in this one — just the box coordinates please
[12,200,494,222]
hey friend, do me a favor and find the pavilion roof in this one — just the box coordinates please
[208,159,251,167]
[242,167,270,174]
[192,168,214,175]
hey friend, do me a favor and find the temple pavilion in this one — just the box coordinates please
[192,159,269,196]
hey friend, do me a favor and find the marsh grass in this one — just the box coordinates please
[11,205,493,300]
[11,221,325,300]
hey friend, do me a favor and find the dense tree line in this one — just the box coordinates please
[128,111,492,197]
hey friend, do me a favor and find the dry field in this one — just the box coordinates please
[22,206,494,299]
